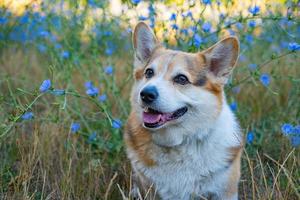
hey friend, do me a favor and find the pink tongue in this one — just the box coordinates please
[143,112,173,124]
[143,112,161,124]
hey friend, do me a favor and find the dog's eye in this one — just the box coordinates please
[174,74,189,85]
[145,68,154,79]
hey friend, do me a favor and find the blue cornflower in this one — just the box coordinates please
[289,136,300,148]
[61,51,70,59]
[131,0,141,4]
[181,29,188,35]
[85,81,93,89]
[248,20,256,28]
[246,132,254,144]
[38,31,50,38]
[202,0,211,5]
[51,89,65,96]
[228,29,235,36]
[294,125,300,134]
[21,112,34,120]
[105,47,114,56]
[235,22,243,30]
[182,11,193,18]
[112,119,122,129]
[139,15,148,21]
[229,101,238,112]
[170,13,177,21]
[245,34,254,44]
[171,24,179,30]
[39,79,51,92]
[71,122,80,133]
[98,94,107,102]
[260,73,270,87]
[193,34,203,48]
[104,65,113,75]
[202,22,211,33]
[0,17,8,25]
[86,87,99,97]
[281,123,294,136]
[248,5,260,15]
[88,132,97,142]
[248,63,257,71]
[54,43,62,49]
[37,44,47,53]
[288,42,300,51]
[19,12,29,24]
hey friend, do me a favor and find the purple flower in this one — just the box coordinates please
[288,42,300,51]
[39,79,51,92]
[21,112,34,120]
[202,22,211,33]
[281,123,294,136]
[246,132,254,144]
[112,119,122,129]
[248,5,260,15]
[260,73,270,87]
[71,122,80,133]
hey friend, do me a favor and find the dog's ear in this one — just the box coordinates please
[202,37,239,84]
[133,22,158,67]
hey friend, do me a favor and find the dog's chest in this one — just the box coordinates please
[136,142,230,199]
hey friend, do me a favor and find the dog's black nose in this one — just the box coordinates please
[140,86,158,104]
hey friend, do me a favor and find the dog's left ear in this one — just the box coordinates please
[202,37,239,84]
[133,22,158,68]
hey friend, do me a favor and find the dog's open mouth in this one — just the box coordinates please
[143,107,188,128]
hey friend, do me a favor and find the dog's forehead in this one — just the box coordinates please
[150,50,205,76]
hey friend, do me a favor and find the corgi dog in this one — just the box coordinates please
[124,22,243,200]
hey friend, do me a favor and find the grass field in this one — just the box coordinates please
[0,0,299,199]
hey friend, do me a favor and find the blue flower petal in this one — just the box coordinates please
[39,79,51,92]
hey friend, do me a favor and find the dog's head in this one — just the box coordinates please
[130,22,239,144]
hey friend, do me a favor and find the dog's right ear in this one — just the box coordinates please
[133,22,158,67]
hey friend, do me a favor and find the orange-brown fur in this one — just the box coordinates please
[125,112,156,167]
